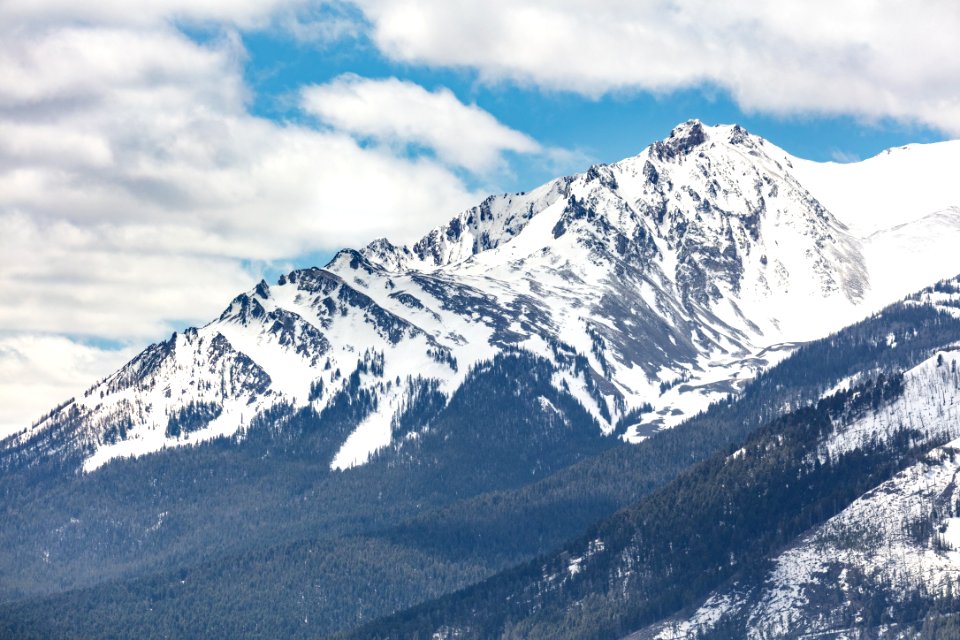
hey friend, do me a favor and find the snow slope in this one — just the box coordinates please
[789,141,960,237]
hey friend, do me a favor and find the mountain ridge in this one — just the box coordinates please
[5,120,960,475]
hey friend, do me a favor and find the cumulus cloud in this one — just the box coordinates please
[302,75,542,173]
[353,0,960,135]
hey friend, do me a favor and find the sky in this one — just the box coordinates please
[1,0,959,436]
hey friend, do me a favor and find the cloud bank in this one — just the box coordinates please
[356,0,960,135]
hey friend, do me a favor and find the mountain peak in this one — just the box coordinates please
[650,119,707,161]
[648,120,766,162]
[670,117,706,141]
[361,121,772,275]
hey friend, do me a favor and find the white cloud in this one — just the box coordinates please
[0,335,139,439]
[302,75,542,173]
[353,0,960,135]
[0,23,484,339]
[0,0,310,29]
[0,213,260,340]
[277,1,366,46]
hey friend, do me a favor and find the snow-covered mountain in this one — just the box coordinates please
[6,121,960,474]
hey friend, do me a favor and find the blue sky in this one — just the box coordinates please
[0,0,958,433]
[241,23,948,198]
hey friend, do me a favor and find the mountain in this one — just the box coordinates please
[5,121,960,475]
[344,278,960,639]
[3,122,960,639]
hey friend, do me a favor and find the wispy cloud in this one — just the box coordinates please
[830,149,861,164]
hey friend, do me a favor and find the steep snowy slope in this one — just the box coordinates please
[777,140,960,322]
[789,140,960,237]
[4,121,960,475]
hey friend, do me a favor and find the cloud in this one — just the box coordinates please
[829,149,861,164]
[277,1,367,46]
[0,0,310,29]
[353,0,960,135]
[0,24,483,340]
[0,213,261,340]
[0,335,139,439]
[302,75,542,173]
